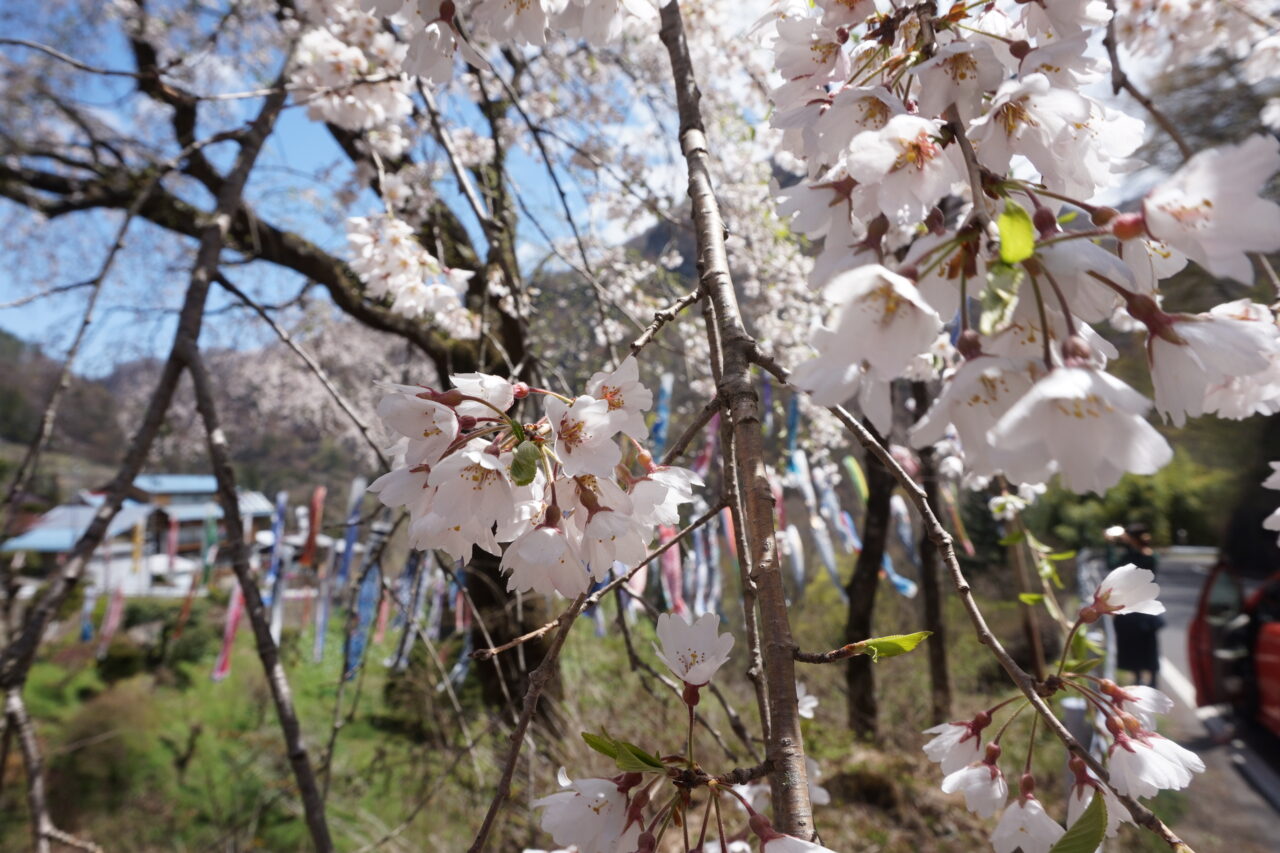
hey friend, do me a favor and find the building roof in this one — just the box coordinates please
[1,501,152,553]
[2,489,274,553]
[159,492,274,522]
[133,474,219,495]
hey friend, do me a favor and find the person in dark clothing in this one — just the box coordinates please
[1108,523,1163,687]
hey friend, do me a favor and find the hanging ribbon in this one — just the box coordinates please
[880,552,919,599]
[657,525,687,615]
[890,493,919,567]
[788,447,818,511]
[784,523,806,597]
[941,482,977,557]
[299,485,327,568]
[649,372,675,459]
[211,582,244,681]
[201,516,218,584]
[131,520,144,574]
[704,514,723,616]
[691,525,710,615]
[344,564,381,681]
[317,477,367,663]
[96,588,125,658]
[842,455,870,505]
[841,510,863,552]
[809,515,847,602]
[425,558,448,642]
[785,394,801,458]
[761,375,774,436]
[269,548,289,645]
[814,464,858,554]
[389,551,425,670]
[691,413,720,479]
[262,491,289,607]
[719,508,738,560]
[80,574,97,643]
[166,515,178,575]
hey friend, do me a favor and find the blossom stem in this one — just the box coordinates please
[712,788,728,847]
[1023,712,1039,776]
[1056,617,1085,678]
[959,272,970,332]
[1038,265,1078,338]
[1033,228,1110,249]
[1027,273,1055,369]
[694,791,715,850]
[687,702,697,768]
[991,700,1030,745]
[525,387,574,404]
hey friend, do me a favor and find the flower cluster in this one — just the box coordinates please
[531,611,834,852]
[369,359,703,598]
[289,0,413,139]
[752,0,1280,495]
[346,214,479,333]
[924,564,1202,850]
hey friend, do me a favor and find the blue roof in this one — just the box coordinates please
[133,474,218,495]
[2,501,152,553]
[160,492,274,522]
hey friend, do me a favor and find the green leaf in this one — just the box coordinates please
[998,200,1036,264]
[1047,550,1077,562]
[581,731,620,760]
[998,531,1026,546]
[1063,656,1104,676]
[1058,210,1079,225]
[859,631,932,662]
[1050,787,1107,853]
[1018,593,1044,606]
[614,741,665,773]
[510,440,542,487]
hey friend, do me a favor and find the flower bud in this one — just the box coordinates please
[1110,211,1147,241]
[420,388,463,407]
[636,831,657,852]
[512,382,530,399]
[1033,206,1059,237]
[1091,206,1119,226]
[957,329,984,360]
[1019,772,1037,796]
[983,741,1002,764]
[1078,604,1099,624]
[457,414,478,431]
[682,681,702,708]
[1060,335,1094,366]
[1009,40,1032,60]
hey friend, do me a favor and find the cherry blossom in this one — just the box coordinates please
[653,611,734,687]
[1134,134,1280,284]
[940,745,1008,819]
[1084,564,1165,619]
[1108,733,1205,799]
[987,364,1172,493]
[921,715,988,774]
[586,355,653,441]
[532,772,642,853]
[547,395,625,477]
[844,115,963,226]
[990,793,1064,853]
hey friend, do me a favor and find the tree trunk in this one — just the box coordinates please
[845,429,893,739]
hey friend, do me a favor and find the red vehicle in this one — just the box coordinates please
[1188,561,1280,738]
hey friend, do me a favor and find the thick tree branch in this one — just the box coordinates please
[658,0,812,836]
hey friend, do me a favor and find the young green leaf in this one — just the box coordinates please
[859,631,932,662]
[511,440,542,487]
[1018,592,1045,606]
[582,731,620,760]
[1050,789,1107,853]
[998,530,1027,546]
[998,200,1036,264]
[614,741,665,773]
[1063,656,1104,676]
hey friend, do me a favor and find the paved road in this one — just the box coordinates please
[1145,555,1280,852]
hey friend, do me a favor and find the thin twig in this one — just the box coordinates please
[214,271,390,470]
[630,289,702,356]
[467,592,588,853]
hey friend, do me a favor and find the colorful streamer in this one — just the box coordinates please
[649,372,675,459]
[880,552,919,599]
[809,515,847,602]
[842,455,870,505]
[317,477,367,663]
[212,582,244,682]
[96,588,125,658]
[388,551,425,670]
[658,525,687,615]
[299,485,327,568]
[784,523,806,596]
[262,491,289,607]
[890,494,919,567]
[344,564,381,681]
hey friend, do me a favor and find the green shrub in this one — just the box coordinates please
[95,637,145,684]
